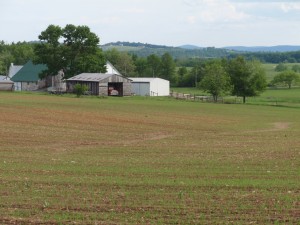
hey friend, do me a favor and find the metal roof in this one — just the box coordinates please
[129,77,168,83]
[10,60,47,82]
[67,73,118,82]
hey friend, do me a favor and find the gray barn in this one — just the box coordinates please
[66,73,132,96]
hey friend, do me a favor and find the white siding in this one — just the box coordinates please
[132,82,150,96]
[129,78,170,96]
[150,78,170,96]
[14,82,22,91]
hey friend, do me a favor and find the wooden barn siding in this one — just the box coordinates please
[123,83,132,96]
[67,81,99,95]
[99,83,108,96]
[99,75,132,96]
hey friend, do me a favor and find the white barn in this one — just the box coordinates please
[129,77,170,96]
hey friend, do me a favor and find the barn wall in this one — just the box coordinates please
[67,75,132,96]
[99,83,108,96]
[0,82,14,91]
[101,75,132,96]
[131,82,150,96]
[150,79,170,96]
[123,82,132,96]
[66,81,99,95]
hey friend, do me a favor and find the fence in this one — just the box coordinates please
[170,91,224,103]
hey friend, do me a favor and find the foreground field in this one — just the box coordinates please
[0,92,299,224]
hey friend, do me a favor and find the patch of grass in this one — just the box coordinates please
[0,91,299,224]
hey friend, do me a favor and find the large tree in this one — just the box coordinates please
[228,56,267,103]
[199,60,231,102]
[34,24,106,79]
[160,53,176,83]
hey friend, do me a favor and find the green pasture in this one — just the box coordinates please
[0,92,299,224]
[262,63,300,82]
[171,86,300,108]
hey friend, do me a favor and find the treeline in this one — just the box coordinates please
[1,38,299,89]
[0,41,35,74]
[234,51,300,63]
[101,42,300,63]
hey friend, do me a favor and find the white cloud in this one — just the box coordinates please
[186,16,197,24]
[280,3,300,12]
[184,0,250,23]
[120,8,145,14]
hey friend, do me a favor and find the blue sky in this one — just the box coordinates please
[1,0,300,47]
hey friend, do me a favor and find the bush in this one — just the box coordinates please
[74,84,88,97]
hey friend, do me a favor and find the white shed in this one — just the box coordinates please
[129,77,170,96]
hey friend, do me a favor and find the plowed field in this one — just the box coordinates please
[0,92,299,224]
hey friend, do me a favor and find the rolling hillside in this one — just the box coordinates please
[101,42,232,59]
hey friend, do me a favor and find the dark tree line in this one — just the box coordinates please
[0,41,35,74]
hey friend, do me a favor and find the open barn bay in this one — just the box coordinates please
[0,92,299,224]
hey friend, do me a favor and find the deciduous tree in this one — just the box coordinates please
[34,24,106,79]
[160,53,176,83]
[271,70,299,88]
[228,56,267,103]
[199,60,231,102]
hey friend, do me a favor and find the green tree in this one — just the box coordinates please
[104,49,135,76]
[228,56,267,103]
[271,70,299,89]
[160,53,176,83]
[0,41,34,75]
[34,24,106,79]
[147,54,161,77]
[177,67,188,87]
[199,61,231,102]
[291,64,300,72]
[134,57,148,77]
[275,63,288,72]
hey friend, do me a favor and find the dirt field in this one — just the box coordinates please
[0,92,299,224]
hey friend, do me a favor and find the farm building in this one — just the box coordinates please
[8,63,23,79]
[0,75,9,80]
[129,77,170,96]
[10,60,48,91]
[66,73,132,96]
[0,80,14,91]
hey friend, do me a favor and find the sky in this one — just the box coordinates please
[1,0,300,47]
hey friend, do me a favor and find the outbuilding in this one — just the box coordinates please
[0,80,14,91]
[129,77,170,96]
[66,73,132,96]
[10,60,47,91]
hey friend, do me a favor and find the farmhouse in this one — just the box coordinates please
[105,61,121,75]
[10,60,48,91]
[129,77,170,96]
[66,73,132,96]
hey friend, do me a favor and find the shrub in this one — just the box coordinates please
[74,84,88,97]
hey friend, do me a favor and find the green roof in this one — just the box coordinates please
[11,60,47,82]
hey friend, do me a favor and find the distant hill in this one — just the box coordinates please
[100,42,300,63]
[178,45,203,50]
[101,42,231,59]
[224,45,300,52]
